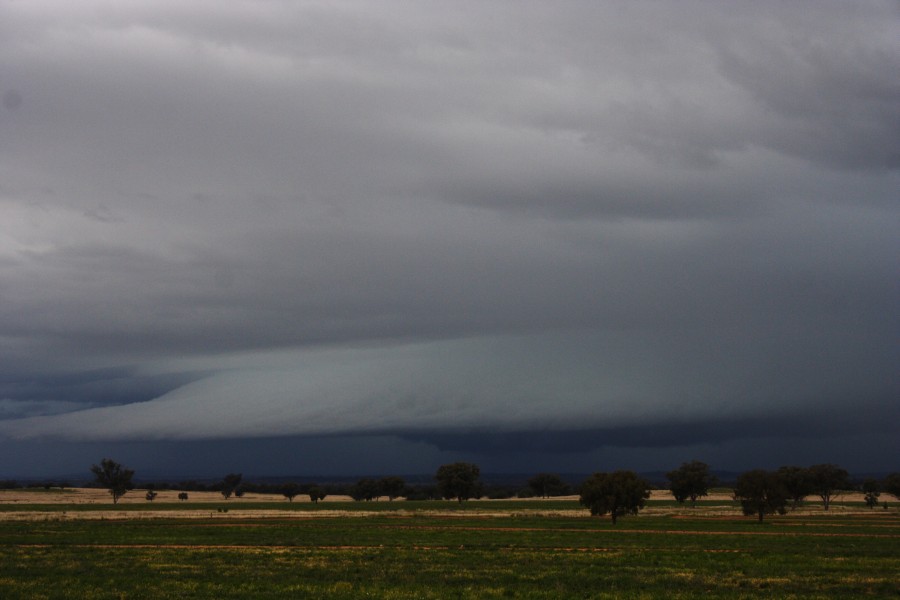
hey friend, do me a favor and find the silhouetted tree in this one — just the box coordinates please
[178,492,189,501]
[527,473,570,498]
[281,482,301,502]
[807,464,849,511]
[220,473,243,500]
[862,479,880,509]
[883,473,900,502]
[579,471,650,525]
[90,458,134,504]
[350,478,380,501]
[776,466,813,510]
[307,485,326,503]
[435,462,483,503]
[403,485,438,501]
[666,461,716,506]
[379,476,406,501]
[734,469,789,522]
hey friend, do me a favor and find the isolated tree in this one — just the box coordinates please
[578,471,650,525]
[734,469,789,522]
[527,473,570,498]
[144,483,158,500]
[281,482,301,502]
[379,476,406,501]
[807,464,849,511]
[220,473,243,500]
[404,485,438,501]
[90,458,134,505]
[666,461,716,506]
[861,479,880,509]
[307,485,326,503]
[883,473,900,502]
[350,478,380,502]
[178,492,189,501]
[776,466,813,510]
[435,462,483,503]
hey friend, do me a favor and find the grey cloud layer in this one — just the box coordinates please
[0,1,897,449]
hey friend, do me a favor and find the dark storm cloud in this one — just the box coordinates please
[0,1,897,474]
[0,365,207,412]
[402,404,900,454]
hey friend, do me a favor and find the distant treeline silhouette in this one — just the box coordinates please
[6,461,900,516]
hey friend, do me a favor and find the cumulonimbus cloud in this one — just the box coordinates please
[0,2,897,471]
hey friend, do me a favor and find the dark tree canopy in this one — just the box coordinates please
[307,485,326,503]
[666,460,716,506]
[281,482,301,502]
[435,462,483,503]
[379,476,406,501]
[350,478,380,502]
[527,473,570,498]
[882,473,900,501]
[861,478,880,509]
[776,466,813,510]
[807,464,849,511]
[220,473,243,500]
[90,458,134,504]
[578,470,650,524]
[404,485,438,501]
[734,469,789,522]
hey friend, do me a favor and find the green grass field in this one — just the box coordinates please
[0,500,897,599]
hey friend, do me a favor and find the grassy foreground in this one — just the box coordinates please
[0,501,897,599]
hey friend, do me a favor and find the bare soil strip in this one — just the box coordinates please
[362,524,899,538]
[8,543,746,553]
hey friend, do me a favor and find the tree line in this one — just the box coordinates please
[85,458,900,524]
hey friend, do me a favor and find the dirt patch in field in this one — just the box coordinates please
[0,509,389,522]
[365,522,900,539]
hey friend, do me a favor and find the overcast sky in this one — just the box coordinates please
[1,1,897,479]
